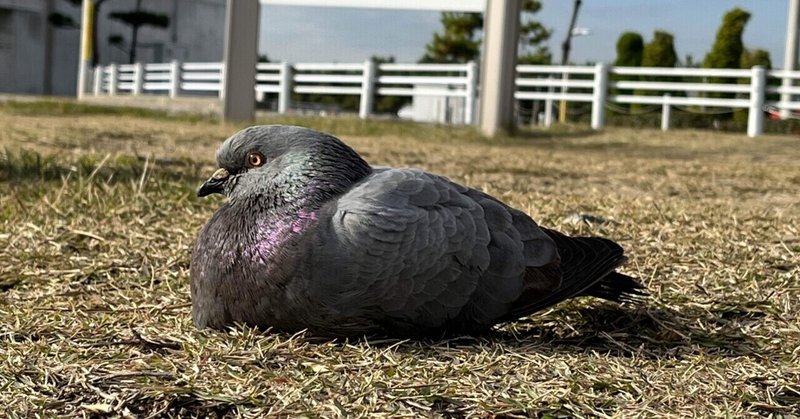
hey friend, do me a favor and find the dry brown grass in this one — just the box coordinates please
[1,101,798,418]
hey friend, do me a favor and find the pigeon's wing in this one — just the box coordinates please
[312,168,559,331]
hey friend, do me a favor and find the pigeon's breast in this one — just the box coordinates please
[244,209,319,266]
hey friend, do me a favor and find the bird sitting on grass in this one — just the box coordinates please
[190,125,646,337]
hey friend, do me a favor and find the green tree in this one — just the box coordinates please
[631,31,677,109]
[703,8,751,69]
[420,13,482,63]
[518,0,553,65]
[740,48,771,69]
[614,32,644,67]
[642,31,677,68]
[420,0,552,64]
[109,0,170,64]
[611,32,644,110]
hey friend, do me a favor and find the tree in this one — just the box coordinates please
[611,32,644,109]
[614,32,644,67]
[109,0,170,64]
[642,31,677,68]
[420,13,482,63]
[632,31,677,108]
[518,0,553,65]
[703,8,751,70]
[740,48,771,69]
[420,0,552,64]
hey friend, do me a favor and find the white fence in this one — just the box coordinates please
[90,60,800,137]
[92,60,478,123]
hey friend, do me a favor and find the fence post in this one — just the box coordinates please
[359,59,376,119]
[591,63,609,129]
[465,61,478,125]
[132,62,144,95]
[218,62,226,100]
[543,76,554,127]
[661,94,671,131]
[108,63,118,96]
[169,60,181,98]
[93,66,103,95]
[747,66,766,138]
[278,61,293,114]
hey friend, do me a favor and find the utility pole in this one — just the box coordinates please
[77,0,95,98]
[782,0,800,119]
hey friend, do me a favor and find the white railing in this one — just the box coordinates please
[515,63,793,137]
[89,60,800,137]
[92,60,477,124]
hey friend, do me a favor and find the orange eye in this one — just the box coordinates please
[247,152,265,167]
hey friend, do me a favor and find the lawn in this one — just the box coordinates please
[1,101,798,417]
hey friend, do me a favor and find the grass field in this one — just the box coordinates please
[1,101,798,417]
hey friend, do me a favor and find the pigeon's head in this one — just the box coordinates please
[198,125,371,207]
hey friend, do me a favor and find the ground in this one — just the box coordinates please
[0,101,798,418]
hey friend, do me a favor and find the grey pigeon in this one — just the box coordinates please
[191,125,646,337]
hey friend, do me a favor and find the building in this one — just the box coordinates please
[0,0,225,96]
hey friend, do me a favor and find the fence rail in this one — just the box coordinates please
[89,60,800,137]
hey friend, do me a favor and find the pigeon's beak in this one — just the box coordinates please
[197,168,229,197]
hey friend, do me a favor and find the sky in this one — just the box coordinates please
[258,0,789,67]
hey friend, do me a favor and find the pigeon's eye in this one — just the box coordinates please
[246,152,265,168]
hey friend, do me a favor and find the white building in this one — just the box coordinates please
[0,0,225,96]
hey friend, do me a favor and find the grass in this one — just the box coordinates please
[0,100,798,417]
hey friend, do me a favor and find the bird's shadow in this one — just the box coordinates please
[324,302,766,360]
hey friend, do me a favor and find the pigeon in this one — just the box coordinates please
[190,125,646,337]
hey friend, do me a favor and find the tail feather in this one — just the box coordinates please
[507,228,646,320]
[581,271,648,302]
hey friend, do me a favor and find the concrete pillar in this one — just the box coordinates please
[222,0,261,122]
[77,0,95,98]
[748,66,766,138]
[479,0,521,137]
[782,0,800,119]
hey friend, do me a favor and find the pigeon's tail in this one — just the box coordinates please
[507,228,647,319]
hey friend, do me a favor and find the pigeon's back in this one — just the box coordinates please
[305,168,568,335]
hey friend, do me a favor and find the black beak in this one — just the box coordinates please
[197,168,230,197]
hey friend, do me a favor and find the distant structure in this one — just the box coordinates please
[1,0,224,96]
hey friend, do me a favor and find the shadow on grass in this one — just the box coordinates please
[489,304,763,359]
[292,303,765,360]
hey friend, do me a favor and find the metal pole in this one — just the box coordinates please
[222,0,261,122]
[278,61,292,114]
[77,0,95,98]
[169,60,181,98]
[748,66,766,138]
[359,59,376,119]
[465,61,478,125]
[559,0,582,123]
[479,0,521,136]
[661,94,671,131]
[590,62,608,129]
[782,0,800,119]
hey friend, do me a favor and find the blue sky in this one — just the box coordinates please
[259,1,788,66]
